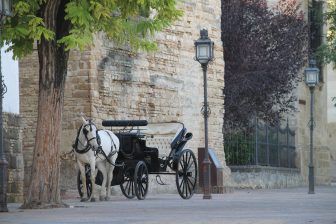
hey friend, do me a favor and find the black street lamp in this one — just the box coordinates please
[0,0,12,213]
[194,29,214,200]
[304,59,319,195]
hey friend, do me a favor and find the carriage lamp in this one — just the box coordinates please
[304,59,319,195]
[0,0,12,212]
[195,29,214,200]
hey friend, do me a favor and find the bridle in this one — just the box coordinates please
[74,120,99,154]
[82,121,97,143]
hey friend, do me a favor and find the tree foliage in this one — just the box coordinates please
[0,0,182,208]
[316,0,336,65]
[222,0,308,128]
[1,0,182,57]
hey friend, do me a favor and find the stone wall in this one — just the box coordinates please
[328,124,336,155]
[230,166,304,189]
[327,123,336,183]
[3,113,24,202]
[20,0,227,194]
[19,49,39,194]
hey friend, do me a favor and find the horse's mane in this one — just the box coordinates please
[73,124,84,150]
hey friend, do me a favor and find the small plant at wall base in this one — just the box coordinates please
[224,132,255,165]
[0,0,182,209]
[221,0,308,128]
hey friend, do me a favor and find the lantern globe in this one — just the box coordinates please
[194,29,214,65]
[304,60,319,88]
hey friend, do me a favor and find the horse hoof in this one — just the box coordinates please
[90,197,96,202]
[80,198,88,202]
[99,196,105,201]
[105,196,111,201]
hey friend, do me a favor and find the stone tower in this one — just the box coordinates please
[20,1,226,193]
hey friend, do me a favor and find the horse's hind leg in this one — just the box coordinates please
[97,162,107,201]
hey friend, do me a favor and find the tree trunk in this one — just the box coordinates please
[21,0,70,209]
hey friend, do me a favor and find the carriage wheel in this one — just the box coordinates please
[120,167,135,199]
[77,167,92,198]
[176,149,197,199]
[134,161,149,200]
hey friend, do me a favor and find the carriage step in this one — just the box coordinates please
[156,175,168,185]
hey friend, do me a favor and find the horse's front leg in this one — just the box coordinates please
[89,161,96,202]
[97,162,107,201]
[106,163,114,201]
[78,162,88,202]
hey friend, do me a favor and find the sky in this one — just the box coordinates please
[1,45,19,114]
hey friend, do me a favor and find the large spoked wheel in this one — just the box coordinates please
[77,166,92,198]
[176,149,197,199]
[134,161,149,200]
[120,167,135,199]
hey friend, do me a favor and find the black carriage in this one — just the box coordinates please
[77,120,197,200]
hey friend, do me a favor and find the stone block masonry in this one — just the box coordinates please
[3,113,24,202]
[230,166,304,189]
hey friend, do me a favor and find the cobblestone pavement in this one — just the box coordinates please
[1,186,336,224]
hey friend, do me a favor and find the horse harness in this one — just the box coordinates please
[73,121,118,161]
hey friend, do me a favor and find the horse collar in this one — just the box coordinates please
[74,144,92,154]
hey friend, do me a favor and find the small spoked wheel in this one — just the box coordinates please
[120,167,135,199]
[77,166,92,198]
[176,149,197,199]
[134,161,149,200]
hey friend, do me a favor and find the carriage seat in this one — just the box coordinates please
[145,127,193,154]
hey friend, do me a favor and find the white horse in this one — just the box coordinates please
[74,117,120,201]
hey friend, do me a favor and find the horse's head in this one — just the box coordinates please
[79,117,100,150]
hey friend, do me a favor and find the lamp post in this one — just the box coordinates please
[304,59,319,195]
[194,29,214,200]
[0,0,12,212]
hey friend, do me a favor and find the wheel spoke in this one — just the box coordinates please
[179,178,185,192]
[179,160,185,170]
[182,178,186,195]
[186,177,193,194]
[187,152,192,165]
[125,180,130,190]
[185,177,189,197]
[187,162,194,172]
[186,156,194,170]
[187,177,196,188]
[140,165,145,176]
[141,184,145,196]
[127,181,132,195]
[183,152,188,165]
[131,181,134,195]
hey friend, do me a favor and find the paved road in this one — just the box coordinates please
[1,186,336,224]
